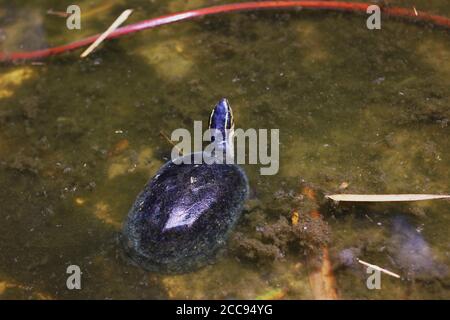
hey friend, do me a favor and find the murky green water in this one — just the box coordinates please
[0,0,449,299]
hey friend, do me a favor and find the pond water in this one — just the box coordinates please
[0,0,449,299]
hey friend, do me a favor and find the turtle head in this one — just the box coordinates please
[209,98,234,153]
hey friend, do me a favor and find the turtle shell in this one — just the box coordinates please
[122,152,249,273]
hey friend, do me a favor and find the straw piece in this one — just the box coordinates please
[326,194,450,202]
[80,9,133,58]
[357,259,400,278]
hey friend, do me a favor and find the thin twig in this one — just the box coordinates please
[80,9,133,58]
[357,259,401,278]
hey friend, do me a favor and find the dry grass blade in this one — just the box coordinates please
[326,194,450,202]
[357,259,400,279]
[80,9,133,58]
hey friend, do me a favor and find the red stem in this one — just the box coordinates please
[1,1,449,62]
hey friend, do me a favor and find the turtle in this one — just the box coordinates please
[122,98,249,273]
